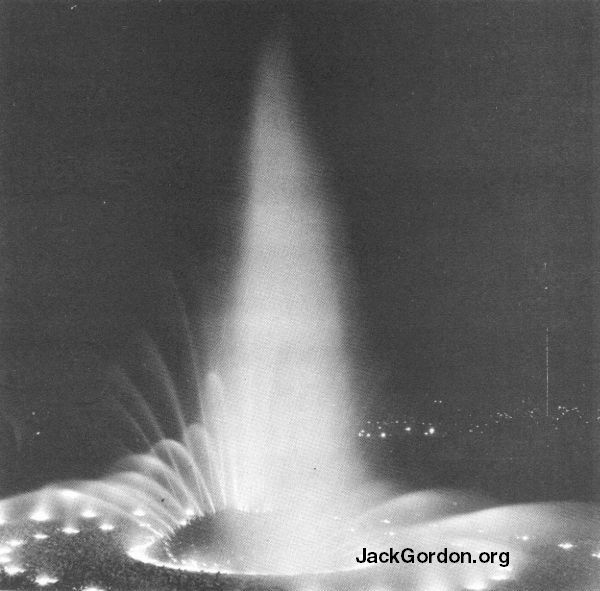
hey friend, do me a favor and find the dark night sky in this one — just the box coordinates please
[0,1,596,490]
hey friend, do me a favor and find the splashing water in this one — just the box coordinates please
[0,37,598,590]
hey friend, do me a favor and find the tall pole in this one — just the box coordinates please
[592,1,600,501]
[544,261,550,417]
[545,326,550,417]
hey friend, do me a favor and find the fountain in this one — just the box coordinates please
[0,36,598,591]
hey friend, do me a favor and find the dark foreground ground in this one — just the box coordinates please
[0,518,598,591]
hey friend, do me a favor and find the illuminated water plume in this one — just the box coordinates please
[0,36,598,591]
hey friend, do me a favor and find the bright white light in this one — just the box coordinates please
[465,583,487,591]
[62,527,79,535]
[558,542,574,550]
[7,540,23,547]
[0,546,11,554]
[132,508,146,517]
[405,426,411,432]
[60,489,80,500]
[428,426,435,435]
[99,523,114,531]
[0,555,11,564]
[381,519,391,524]
[36,574,58,586]
[184,508,195,517]
[4,565,24,575]
[81,509,98,519]
[380,432,386,438]
[82,587,104,591]
[592,552,600,559]
[518,535,529,541]
[30,510,50,522]
[33,533,49,540]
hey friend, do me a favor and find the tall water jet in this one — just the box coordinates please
[209,37,362,573]
[0,32,598,591]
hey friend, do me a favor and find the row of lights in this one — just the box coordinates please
[358,426,436,438]
[28,506,146,523]
[4,567,105,590]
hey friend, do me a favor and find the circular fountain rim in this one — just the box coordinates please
[128,536,373,578]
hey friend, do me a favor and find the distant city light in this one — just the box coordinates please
[33,533,49,540]
[558,542,574,550]
[7,540,24,547]
[133,508,146,517]
[4,565,24,575]
[356,401,592,442]
[380,432,386,438]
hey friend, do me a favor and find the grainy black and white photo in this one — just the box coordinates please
[0,1,599,590]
